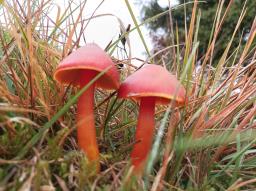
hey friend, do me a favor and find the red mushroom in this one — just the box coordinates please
[118,64,186,173]
[54,43,120,170]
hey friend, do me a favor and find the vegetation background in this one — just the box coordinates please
[142,0,256,66]
[0,0,255,190]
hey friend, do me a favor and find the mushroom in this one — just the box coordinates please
[54,43,120,170]
[118,64,186,173]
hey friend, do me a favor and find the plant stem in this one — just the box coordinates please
[131,97,155,173]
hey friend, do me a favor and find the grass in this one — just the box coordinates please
[0,0,256,190]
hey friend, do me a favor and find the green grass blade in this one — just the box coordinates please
[124,0,150,57]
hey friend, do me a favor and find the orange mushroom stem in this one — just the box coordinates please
[76,71,99,168]
[131,97,155,173]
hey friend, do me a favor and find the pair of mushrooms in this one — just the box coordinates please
[54,43,186,173]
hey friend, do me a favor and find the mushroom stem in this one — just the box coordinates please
[77,72,99,170]
[131,97,155,173]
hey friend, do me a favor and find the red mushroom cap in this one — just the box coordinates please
[118,64,186,105]
[54,43,120,89]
